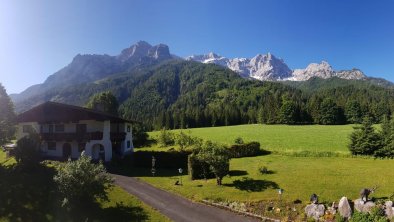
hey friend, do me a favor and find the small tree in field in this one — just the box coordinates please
[197,141,230,185]
[157,128,175,147]
[54,152,113,207]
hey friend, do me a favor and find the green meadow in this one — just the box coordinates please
[149,124,355,153]
[139,124,394,205]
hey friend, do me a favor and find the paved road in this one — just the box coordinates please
[112,174,261,222]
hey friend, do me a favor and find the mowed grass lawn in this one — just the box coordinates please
[130,155,394,204]
[149,124,355,153]
[0,150,169,222]
[138,124,394,204]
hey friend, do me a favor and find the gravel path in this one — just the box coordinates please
[112,174,261,222]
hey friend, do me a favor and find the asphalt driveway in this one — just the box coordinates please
[112,174,261,222]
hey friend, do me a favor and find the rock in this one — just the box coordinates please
[354,198,376,213]
[338,197,352,218]
[385,201,393,219]
[305,203,325,220]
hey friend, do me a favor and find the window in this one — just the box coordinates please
[78,143,86,152]
[55,124,64,132]
[48,142,56,150]
[40,125,43,133]
[127,125,131,132]
[22,125,33,133]
[49,125,53,133]
[127,140,130,148]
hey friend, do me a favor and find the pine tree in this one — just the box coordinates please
[348,116,382,155]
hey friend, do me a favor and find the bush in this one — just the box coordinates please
[350,206,388,222]
[196,141,230,185]
[188,154,214,180]
[157,128,175,147]
[53,153,113,207]
[132,123,149,147]
[228,142,264,158]
[175,131,203,152]
[131,151,189,169]
[14,133,41,167]
[234,137,244,145]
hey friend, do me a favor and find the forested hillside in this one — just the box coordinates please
[13,61,394,130]
[119,61,394,129]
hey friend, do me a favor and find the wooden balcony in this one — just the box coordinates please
[110,132,126,142]
[40,132,103,141]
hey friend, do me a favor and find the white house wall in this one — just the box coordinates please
[41,141,79,158]
[17,119,133,161]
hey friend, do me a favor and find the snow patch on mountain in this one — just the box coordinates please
[187,52,292,80]
[187,53,366,81]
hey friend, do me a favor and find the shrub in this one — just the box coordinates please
[175,131,203,152]
[157,128,175,147]
[14,133,41,167]
[228,142,264,158]
[132,122,149,147]
[196,141,230,185]
[350,207,388,222]
[53,153,113,207]
[188,154,214,180]
[234,137,244,145]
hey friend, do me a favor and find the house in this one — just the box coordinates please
[16,101,135,162]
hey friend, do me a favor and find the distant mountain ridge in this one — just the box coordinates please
[11,41,176,104]
[10,40,393,114]
[187,53,367,81]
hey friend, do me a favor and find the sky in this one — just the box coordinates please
[1,0,394,94]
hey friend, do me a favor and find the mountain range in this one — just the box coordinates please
[10,41,394,122]
[186,53,366,81]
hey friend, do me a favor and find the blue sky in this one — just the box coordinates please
[1,0,394,94]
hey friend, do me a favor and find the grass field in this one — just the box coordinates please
[0,150,169,222]
[138,124,394,204]
[123,155,394,204]
[149,124,355,153]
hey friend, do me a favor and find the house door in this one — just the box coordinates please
[63,143,72,159]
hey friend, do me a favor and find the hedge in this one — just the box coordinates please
[228,142,268,158]
[187,154,215,180]
[130,151,189,168]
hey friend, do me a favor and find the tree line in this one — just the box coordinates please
[117,62,394,130]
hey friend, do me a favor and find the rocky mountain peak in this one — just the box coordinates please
[147,44,171,60]
[118,41,152,62]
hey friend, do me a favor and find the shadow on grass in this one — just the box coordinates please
[229,170,248,176]
[0,162,151,222]
[61,201,149,222]
[260,170,276,175]
[225,177,279,192]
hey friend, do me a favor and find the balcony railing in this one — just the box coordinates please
[40,132,103,141]
[110,132,126,141]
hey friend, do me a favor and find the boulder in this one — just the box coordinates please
[305,203,325,220]
[385,201,393,219]
[338,197,352,218]
[354,198,375,213]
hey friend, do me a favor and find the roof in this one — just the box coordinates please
[17,101,135,124]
